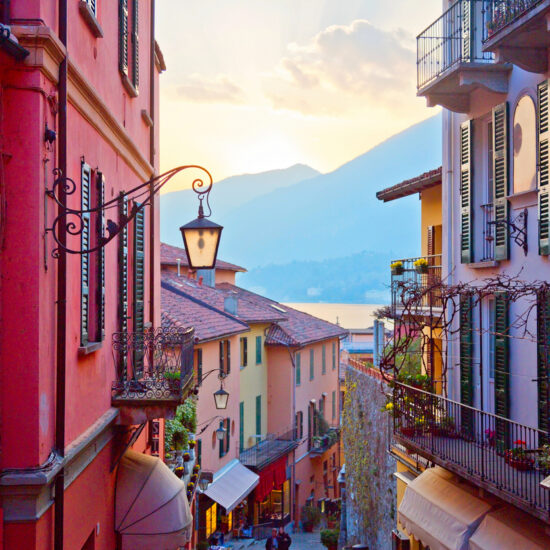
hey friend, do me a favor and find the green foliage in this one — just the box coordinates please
[320,529,340,547]
[315,409,330,436]
[301,505,321,526]
[177,398,197,433]
[164,371,181,381]
[165,398,197,452]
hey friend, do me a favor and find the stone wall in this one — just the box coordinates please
[342,365,396,550]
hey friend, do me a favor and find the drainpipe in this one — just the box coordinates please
[54,0,68,548]
[149,0,156,327]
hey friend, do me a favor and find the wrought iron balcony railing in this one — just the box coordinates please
[239,425,299,470]
[393,382,550,521]
[417,0,495,90]
[111,327,195,404]
[484,0,545,38]
[310,427,340,456]
[391,254,442,313]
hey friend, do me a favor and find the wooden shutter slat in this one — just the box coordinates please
[460,121,473,264]
[493,103,510,261]
[133,204,145,378]
[81,161,92,346]
[460,293,474,433]
[537,290,550,438]
[226,340,231,374]
[494,292,510,448]
[119,0,129,75]
[538,80,550,255]
[132,0,139,88]
[97,172,106,341]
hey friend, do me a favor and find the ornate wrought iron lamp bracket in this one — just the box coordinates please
[45,164,213,258]
[488,207,528,256]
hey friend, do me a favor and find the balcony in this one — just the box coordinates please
[417,0,510,112]
[239,426,299,470]
[309,427,340,457]
[111,327,195,424]
[391,255,443,316]
[483,0,550,73]
[392,382,550,522]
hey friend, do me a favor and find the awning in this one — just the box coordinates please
[256,456,287,502]
[469,507,550,550]
[204,459,259,512]
[398,466,493,550]
[115,450,192,550]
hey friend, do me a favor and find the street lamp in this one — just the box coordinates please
[213,385,229,410]
[46,165,223,268]
[216,424,227,441]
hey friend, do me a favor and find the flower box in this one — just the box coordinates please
[400,426,416,437]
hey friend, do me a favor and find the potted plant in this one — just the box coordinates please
[320,529,339,550]
[302,505,321,533]
[391,260,404,276]
[399,424,416,438]
[536,444,550,474]
[193,464,200,474]
[190,473,198,483]
[432,416,455,437]
[505,440,534,471]
[485,429,496,447]
[164,371,181,382]
[183,452,191,463]
[413,257,429,274]
[174,466,184,479]
[326,513,339,529]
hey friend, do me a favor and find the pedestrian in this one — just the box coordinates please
[266,528,279,550]
[277,526,291,550]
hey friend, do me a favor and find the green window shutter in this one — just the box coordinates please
[241,337,248,367]
[119,0,129,75]
[225,418,230,455]
[196,348,203,386]
[255,395,261,435]
[239,402,244,452]
[307,406,312,450]
[299,411,303,439]
[310,349,314,380]
[538,80,550,255]
[322,344,326,374]
[493,102,510,261]
[459,293,474,433]
[332,390,336,420]
[460,120,473,264]
[131,0,139,88]
[494,292,510,448]
[255,335,262,364]
[96,172,106,341]
[80,161,92,346]
[296,352,301,385]
[219,420,224,458]
[332,342,336,370]
[133,205,145,376]
[226,340,231,374]
[197,439,202,465]
[118,194,129,379]
[219,340,224,373]
[461,0,473,61]
[537,290,550,437]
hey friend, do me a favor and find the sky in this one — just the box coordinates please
[156,0,441,189]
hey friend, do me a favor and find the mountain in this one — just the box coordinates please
[160,163,320,238]
[161,114,442,303]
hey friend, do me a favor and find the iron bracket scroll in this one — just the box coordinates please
[488,207,528,256]
[45,164,213,258]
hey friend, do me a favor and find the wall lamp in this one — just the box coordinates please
[197,416,227,440]
[46,164,223,268]
[194,368,229,410]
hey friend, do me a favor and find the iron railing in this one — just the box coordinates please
[239,425,298,470]
[417,0,495,90]
[393,382,550,520]
[481,202,496,261]
[484,0,545,38]
[391,254,442,313]
[111,326,195,402]
[310,427,340,455]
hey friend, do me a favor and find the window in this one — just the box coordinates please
[219,340,231,375]
[310,349,314,380]
[332,342,336,370]
[240,337,248,367]
[296,411,303,439]
[488,298,496,379]
[239,402,244,452]
[332,391,336,420]
[322,344,326,374]
[119,0,139,94]
[296,352,301,385]
[256,395,262,435]
[513,95,537,194]
[196,348,203,386]
[255,335,262,364]
[219,418,230,457]
[206,503,217,538]
[80,162,105,347]
[82,0,97,16]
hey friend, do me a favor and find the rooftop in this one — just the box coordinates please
[160,242,247,273]
[376,167,442,203]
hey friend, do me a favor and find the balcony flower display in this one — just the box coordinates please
[174,466,184,479]
[505,440,535,471]
[536,444,550,475]
[193,463,200,473]
[183,452,191,463]
[414,257,429,274]
[431,415,456,437]
[391,260,404,275]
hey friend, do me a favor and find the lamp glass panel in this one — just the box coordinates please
[214,388,229,410]
[182,226,221,269]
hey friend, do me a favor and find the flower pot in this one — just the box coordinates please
[391,267,404,276]
[400,427,416,437]
[509,458,534,471]
[415,265,428,274]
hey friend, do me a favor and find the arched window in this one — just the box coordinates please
[513,95,537,193]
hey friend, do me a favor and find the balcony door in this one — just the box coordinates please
[482,297,496,415]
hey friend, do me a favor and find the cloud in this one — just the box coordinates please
[175,74,246,104]
[262,20,418,116]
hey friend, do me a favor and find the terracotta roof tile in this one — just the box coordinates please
[161,242,246,272]
[376,167,442,202]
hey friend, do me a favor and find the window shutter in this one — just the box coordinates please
[322,344,326,374]
[296,352,301,385]
[119,0,129,75]
[538,80,549,255]
[255,335,261,364]
[132,0,139,88]
[219,420,224,458]
[459,293,474,433]
[307,405,312,450]
[332,390,336,420]
[118,194,129,378]
[255,395,261,435]
[310,349,314,380]
[244,337,247,366]
[461,0,472,61]
[493,102,510,261]
[427,225,435,257]
[96,172,106,341]
[494,292,510,448]
[133,205,145,377]
[460,120,473,264]
[81,161,92,346]
[196,348,203,386]
[332,342,336,370]
[239,402,244,452]
[226,340,231,374]
[219,341,224,374]
[225,418,230,455]
[537,290,550,438]
[88,0,97,15]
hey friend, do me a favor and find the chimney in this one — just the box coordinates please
[177,258,181,277]
[197,268,215,288]
[224,295,238,316]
